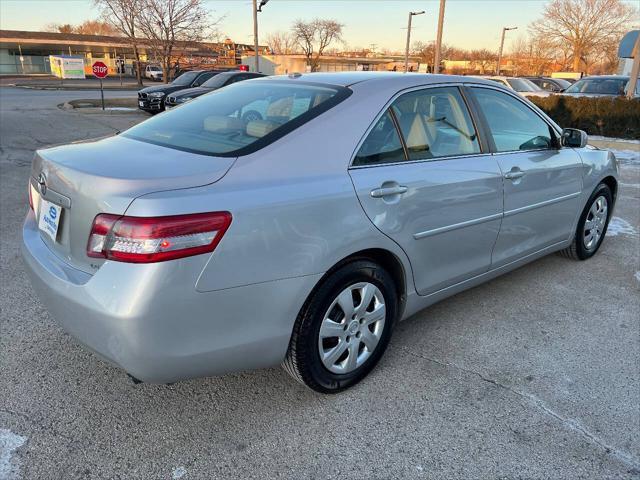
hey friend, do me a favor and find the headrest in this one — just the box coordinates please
[246,120,280,138]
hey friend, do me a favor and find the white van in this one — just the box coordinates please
[144,65,163,81]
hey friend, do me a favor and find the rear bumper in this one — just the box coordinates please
[21,210,321,383]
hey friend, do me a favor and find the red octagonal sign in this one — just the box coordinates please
[92,61,108,79]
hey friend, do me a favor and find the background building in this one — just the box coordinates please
[0,30,270,75]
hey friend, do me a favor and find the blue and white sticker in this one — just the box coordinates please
[38,199,62,242]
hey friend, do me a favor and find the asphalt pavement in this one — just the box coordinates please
[0,86,639,480]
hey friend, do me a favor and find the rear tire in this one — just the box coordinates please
[559,183,612,260]
[283,260,398,393]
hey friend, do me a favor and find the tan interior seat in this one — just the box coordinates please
[203,116,244,133]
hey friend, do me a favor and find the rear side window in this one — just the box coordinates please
[391,86,480,160]
[123,81,349,156]
[353,111,405,166]
[472,87,554,152]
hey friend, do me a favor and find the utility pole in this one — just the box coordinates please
[252,0,259,72]
[496,26,517,75]
[626,34,640,99]
[404,11,425,73]
[433,0,446,73]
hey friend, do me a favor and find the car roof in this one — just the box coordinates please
[258,71,499,89]
[576,75,629,80]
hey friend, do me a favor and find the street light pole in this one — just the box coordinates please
[496,26,517,75]
[433,0,446,73]
[404,11,425,73]
[252,0,270,73]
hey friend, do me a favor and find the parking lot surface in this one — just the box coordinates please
[1,86,639,480]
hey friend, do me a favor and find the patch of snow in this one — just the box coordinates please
[635,272,640,283]
[607,217,638,237]
[172,466,187,479]
[610,149,640,165]
[0,429,27,480]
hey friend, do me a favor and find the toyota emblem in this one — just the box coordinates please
[37,173,47,195]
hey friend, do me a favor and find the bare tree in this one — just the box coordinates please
[95,0,144,85]
[291,19,343,71]
[265,31,297,55]
[137,0,216,83]
[468,49,498,74]
[44,23,75,33]
[74,19,119,36]
[529,0,637,72]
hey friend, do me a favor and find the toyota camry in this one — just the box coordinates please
[22,72,619,393]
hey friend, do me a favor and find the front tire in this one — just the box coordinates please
[283,260,398,393]
[559,183,613,260]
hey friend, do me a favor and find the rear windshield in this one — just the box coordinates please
[123,81,349,156]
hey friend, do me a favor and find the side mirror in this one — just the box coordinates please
[561,128,588,148]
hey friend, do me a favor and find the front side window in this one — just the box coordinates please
[353,111,405,166]
[391,87,480,160]
[123,81,347,156]
[472,87,555,152]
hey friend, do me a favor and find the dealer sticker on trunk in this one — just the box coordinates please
[38,199,62,242]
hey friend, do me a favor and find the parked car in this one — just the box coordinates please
[144,65,163,82]
[164,71,266,109]
[524,76,572,93]
[23,73,618,393]
[137,70,221,113]
[561,75,639,98]
[480,76,551,97]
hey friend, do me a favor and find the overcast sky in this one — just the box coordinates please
[1,0,638,52]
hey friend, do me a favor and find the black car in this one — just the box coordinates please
[164,72,266,109]
[137,70,223,113]
[524,77,572,93]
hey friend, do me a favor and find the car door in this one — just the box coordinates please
[468,86,583,267]
[349,85,503,296]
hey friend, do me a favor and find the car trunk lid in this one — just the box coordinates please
[30,134,235,273]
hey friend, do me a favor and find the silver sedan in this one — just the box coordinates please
[22,73,619,393]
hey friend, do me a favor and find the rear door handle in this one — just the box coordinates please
[370,185,408,198]
[504,170,525,180]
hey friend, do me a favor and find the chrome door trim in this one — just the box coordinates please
[503,191,581,218]
[413,212,503,240]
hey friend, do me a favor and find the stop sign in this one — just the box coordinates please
[92,61,108,79]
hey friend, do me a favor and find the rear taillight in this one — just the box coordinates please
[87,212,232,263]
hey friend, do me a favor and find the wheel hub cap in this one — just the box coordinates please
[583,195,608,250]
[318,282,386,375]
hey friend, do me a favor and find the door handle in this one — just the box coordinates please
[370,185,408,198]
[504,170,525,180]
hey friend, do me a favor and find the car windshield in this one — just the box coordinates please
[202,72,235,88]
[149,66,161,72]
[172,71,200,86]
[565,78,628,95]
[506,78,541,92]
[123,81,347,156]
